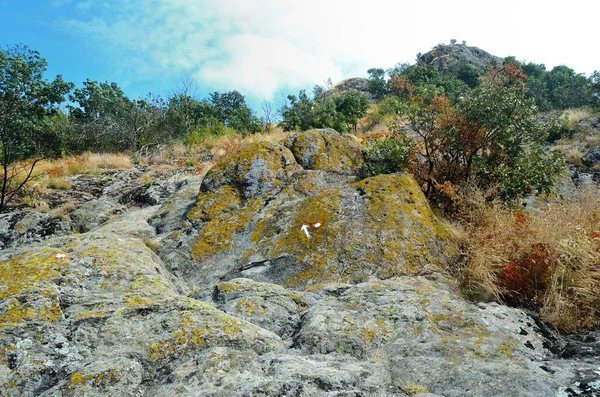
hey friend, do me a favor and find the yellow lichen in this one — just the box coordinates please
[0,250,67,328]
[191,199,262,261]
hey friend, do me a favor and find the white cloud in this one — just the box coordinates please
[62,0,600,101]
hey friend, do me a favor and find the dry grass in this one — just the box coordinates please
[207,128,290,161]
[455,187,600,333]
[46,177,71,190]
[141,128,291,167]
[49,202,76,219]
[566,148,584,166]
[563,107,593,128]
[35,152,132,179]
[401,383,430,395]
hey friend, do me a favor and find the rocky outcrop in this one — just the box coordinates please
[417,43,503,73]
[321,77,372,100]
[0,232,282,396]
[162,129,450,297]
[1,129,600,396]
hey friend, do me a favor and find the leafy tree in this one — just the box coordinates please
[366,68,388,99]
[398,66,564,204]
[590,70,600,109]
[0,44,72,212]
[68,79,136,151]
[279,90,315,131]
[334,90,369,132]
[361,133,413,177]
[280,89,368,133]
[209,90,261,135]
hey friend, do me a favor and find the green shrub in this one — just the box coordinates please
[361,133,412,177]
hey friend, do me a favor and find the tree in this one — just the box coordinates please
[261,97,275,133]
[0,44,72,212]
[68,79,135,151]
[398,66,563,204]
[334,90,369,132]
[209,90,261,135]
[366,68,388,99]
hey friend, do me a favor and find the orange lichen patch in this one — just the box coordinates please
[191,199,263,261]
[0,249,68,328]
[187,185,242,222]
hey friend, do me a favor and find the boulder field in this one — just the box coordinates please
[1,129,599,396]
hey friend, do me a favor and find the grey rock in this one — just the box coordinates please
[211,278,309,339]
[70,197,125,233]
[294,277,561,396]
[148,176,203,234]
[417,43,503,73]
[582,143,600,167]
[0,210,71,250]
[0,232,283,396]
[322,77,373,100]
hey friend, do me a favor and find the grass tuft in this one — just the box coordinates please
[454,186,600,333]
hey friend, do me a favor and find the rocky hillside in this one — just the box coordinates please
[417,43,504,73]
[1,130,600,396]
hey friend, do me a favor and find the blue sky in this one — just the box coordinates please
[2,0,599,111]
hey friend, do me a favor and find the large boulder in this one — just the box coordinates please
[160,131,451,296]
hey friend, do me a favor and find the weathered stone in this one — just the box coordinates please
[197,141,301,202]
[70,197,125,233]
[0,232,283,396]
[0,211,71,250]
[211,278,309,339]
[582,143,600,167]
[172,167,451,295]
[148,176,202,234]
[417,43,503,73]
[284,129,364,175]
[294,277,563,396]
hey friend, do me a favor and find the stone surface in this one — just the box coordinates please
[0,232,283,397]
[322,77,372,100]
[417,43,504,73]
[284,129,364,175]
[163,139,451,295]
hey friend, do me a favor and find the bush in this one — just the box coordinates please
[456,187,600,333]
[398,65,565,205]
[361,133,413,177]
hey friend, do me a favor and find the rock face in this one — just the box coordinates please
[417,43,504,73]
[165,129,450,296]
[1,129,599,396]
[322,77,372,100]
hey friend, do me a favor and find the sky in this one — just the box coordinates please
[1,0,599,110]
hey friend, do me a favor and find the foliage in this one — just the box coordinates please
[361,133,413,177]
[515,60,596,111]
[333,90,369,132]
[366,68,388,99]
[0,44,73,212]
[68,79,138,151]
[398,66,564,205]
[208,90,261,135]
[388,63,471,103]
[279,90,368,133]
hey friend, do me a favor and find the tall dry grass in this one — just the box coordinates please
[456,187,600,333]
[563,107,593,128]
